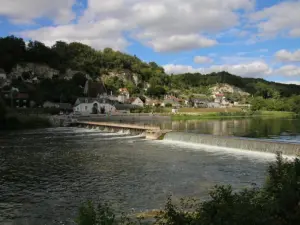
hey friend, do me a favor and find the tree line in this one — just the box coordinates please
[1,35,300,102]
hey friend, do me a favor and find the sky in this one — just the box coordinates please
[1,0,300,84]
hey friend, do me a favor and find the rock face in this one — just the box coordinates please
[5,63,90,82]
[9,63,60,79]
[102,70,146,87]
[210,84,249,96]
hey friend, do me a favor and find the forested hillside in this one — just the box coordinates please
[1,35,300,103]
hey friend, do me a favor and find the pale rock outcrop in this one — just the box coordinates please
[210,84,250,96]
[9,63,59,80]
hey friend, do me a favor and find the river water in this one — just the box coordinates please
[0,124,281,225]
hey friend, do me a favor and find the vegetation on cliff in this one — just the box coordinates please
[2,35,300,105]
[76,154,300,225]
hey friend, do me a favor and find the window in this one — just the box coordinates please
[85,99,88,103]
[85,106,88,111]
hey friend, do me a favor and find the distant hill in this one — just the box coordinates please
[1,35,300,102]
[169,72,300,97]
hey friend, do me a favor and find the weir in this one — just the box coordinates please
[164,132,300,156]
[74,121,171,139]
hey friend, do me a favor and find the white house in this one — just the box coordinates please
[127,97,144,107]
[74,98,116,115]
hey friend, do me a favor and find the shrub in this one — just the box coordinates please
[76,154,300,225]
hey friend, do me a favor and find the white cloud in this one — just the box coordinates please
[0,0,76,24]
[194,56,213,64]
[275,65,300,77]
[149,34,217,52]
[21,18,129,50]
[164,61,272,78]
[18,0,254,51]
[250,1,300,37]
[280,81,300,85]
[164,64,203,74]
[275,49,300,62]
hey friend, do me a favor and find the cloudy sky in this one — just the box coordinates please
[1,0,300,84]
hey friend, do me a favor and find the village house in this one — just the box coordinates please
[73,97,136,115]
[145,99,162,107]
[213,93,230,107]
[84,80,106,97]
[2,89,30,108]
[161,99,181,107]
[191,97,208,108]
[126,97,144,107]
[0,68,6,80]
[161,95,182,107]
[118,88,130,103]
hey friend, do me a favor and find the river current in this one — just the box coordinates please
[0,127,276,225]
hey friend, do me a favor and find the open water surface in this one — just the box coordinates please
[0,127,279,225]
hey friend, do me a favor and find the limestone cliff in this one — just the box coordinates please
[210,84,250,96]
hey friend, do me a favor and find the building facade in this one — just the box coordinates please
[74,98,116,115]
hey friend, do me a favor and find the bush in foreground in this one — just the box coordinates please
[76,154,300,225]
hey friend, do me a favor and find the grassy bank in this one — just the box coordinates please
[0,114,51,130]
[171,110,295,120]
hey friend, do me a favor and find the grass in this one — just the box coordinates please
[171,110,296,120]
[178,107,243,113]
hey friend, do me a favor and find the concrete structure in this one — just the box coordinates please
[164,132,300,156]
[74,121,171,140]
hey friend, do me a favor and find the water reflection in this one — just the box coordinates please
[154,118,300,139]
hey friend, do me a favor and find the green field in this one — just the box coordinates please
[171,109,295,120]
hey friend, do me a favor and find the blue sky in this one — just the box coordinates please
[1,0,300,84]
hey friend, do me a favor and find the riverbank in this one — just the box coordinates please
[0,114,51,130]
[75,154,300,225]
[171,111,295,120]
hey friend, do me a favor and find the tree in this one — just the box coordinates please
[0,98,6,121]
[251,97,265,111]
[0,36,26,72]
[146,86,166,98]
[72,73,87,87]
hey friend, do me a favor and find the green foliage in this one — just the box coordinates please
[76,154,300,225]
[76,201,116,225]
[224,92,242,103]
[72,73,87,87]
[1,114,51,130]
[165,103,172,108]
[0,36,26,72]
[170,72,300,97]
[251,96,300,113]
[3,35,300,104]
[0,98,6,118]
[0,98,7,128]
[146,86,166,98]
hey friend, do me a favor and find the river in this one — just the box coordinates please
[1,118,298,225]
